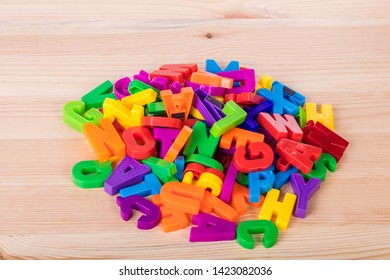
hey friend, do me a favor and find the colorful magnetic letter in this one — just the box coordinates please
[273,81,306,106]
[258,113,303,141]
[303,153,336,181]
[192,88,226,126]
[275,138,322,174]
[116,195,161,230]
[256,74,273,91]
[191,71,234,88]
[248,170,275,202]
[142,116,183,129]
[114,77,131,100]
[233,142,274,173]
[190,212,237,242]
[63,100,103,133]
[160,87,194,121]
[133,70,150,85]
[122,126,156,160]
[160,182,205,215]
[119,173,162,198]
[219,163,238,203]
[142,157,177,183]
[151,195,189,233]
[153,128,180,158]
[121,88,157,109]
[103,98,144,129]
[290,173,321,218]
[303,121,349,162]
[150,64,198,83]
[128,80,159,95]
[83,118,125,163]
[150,77,169,91]
[239,100,273,132]
[206,59,239,74]
[217,69,256,94]
[231,182,263,215]
[164,125,193,162]
[174,156,185,181]
[224,92,263,106]
[183,121,220,158]
[104,155,150,195]
[210,100,247,137]
[295,106,306,128]
[186,153,224,172]
[146,102,166,116]
[258,189,297,230]
[220,127,264,150]
[236,220,279,249]
[305,103,334,131]
[81,80,116,110]
[72,160,112,189]
[196,172,223,196]
[202,192,239,222]
[258,82,298,115]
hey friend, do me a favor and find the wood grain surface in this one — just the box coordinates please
[0,0,389,260]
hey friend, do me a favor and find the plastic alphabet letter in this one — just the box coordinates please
[116,195,161,230]
[103,98,144,129]
[183,121,220,158]
[164,125,193,162]
[220,127,264,150]
[303,121,349,162]
[191,71,234,88]
[122,126,156,160]
[190,212,237,242]
[239,100,273,132]
[72,160,112,189]
[258,189,297,230]
[114,77,131,100]
[121,88,157,109]
[258,113,303,141]
[206,59,239,74]
[201,192,239,222]
[248,170,275,202]
[303,153,337,181]
[160,87,194,121]
[128,80,159,96]
[233,142,274,173]
[272,81,306,107]
[290,173,321,218]
[219,163,238,203]
[151,194,189,233]
[217,69,256,94]
[81,80,116,110]
[119,173,162,198]
[153,128,180,158]
[104,156,150,195]
[237,220,279,249]
[231,182,263,216]
[160,182,205,215]
[305,103,334,131]
[83,118,125,163]
[275,138,322,174]
[142,157,178,184]
[258,82,299,115]
[63,100,103,133]
[210,100,247,137]
[150,64,198,83]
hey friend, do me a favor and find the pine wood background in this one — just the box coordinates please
[0,0,389,259]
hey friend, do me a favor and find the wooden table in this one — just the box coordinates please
[1,0,389,260]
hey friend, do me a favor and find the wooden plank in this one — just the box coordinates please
[1,0,390,20]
